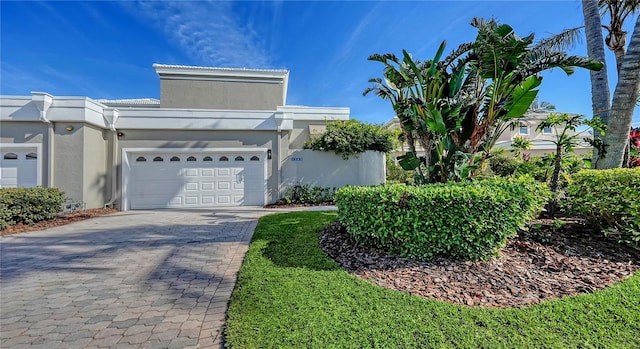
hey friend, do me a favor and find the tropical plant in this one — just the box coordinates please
[536,113,606,193]
[528,98,557,112]
[582,1,640,168]
[511,136,532,159]
[630,126,640,167]
[600,0,640,73]
[582,0,612,167]
[365,18,604,183]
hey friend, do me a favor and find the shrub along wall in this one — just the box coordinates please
[277,184,336,205]
[0,188,64,230]
[565,168,640,249]
[335,177,550,261]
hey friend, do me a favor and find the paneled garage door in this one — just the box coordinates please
[128,151,266,209]
[0,147,39,188]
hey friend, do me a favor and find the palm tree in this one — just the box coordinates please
[599,16,640,168]
[582,0,611,167]
[365,19,604,182]
[599,0,640,73]
[459,18,602,159]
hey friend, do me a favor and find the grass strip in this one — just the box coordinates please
[225,211,640,349]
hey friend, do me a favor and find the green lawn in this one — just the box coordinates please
[225,211,640,349]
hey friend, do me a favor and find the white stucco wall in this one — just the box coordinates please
[281,150,385,194]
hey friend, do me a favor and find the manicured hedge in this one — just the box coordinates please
[564,168,640,249]
[335,177,550,261]
[0,188,64,230]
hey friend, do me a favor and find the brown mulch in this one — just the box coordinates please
[0,208,119,236]
[319,219,640,308]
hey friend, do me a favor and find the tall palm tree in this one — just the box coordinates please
[583,0,611,167]
[583,1,640,168]
[599,16,640,168]
[599,0,640,73]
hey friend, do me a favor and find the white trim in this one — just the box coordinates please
[518,126,530,135]
[3,94,350,131]
[121,147,268,211]
[0,143,43,187]
[158,75,284,84]
[153,64,288,80]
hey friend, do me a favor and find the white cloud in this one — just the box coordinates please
[331,3,383,66]
[127,1,272,68]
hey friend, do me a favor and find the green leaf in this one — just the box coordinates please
[402,50,423,86]
[398,152,421,171]
[428,41,447,76]
[504,76,542,119]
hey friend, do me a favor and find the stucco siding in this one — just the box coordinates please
[160,79,284,110]
[0,122,46,144]
[282,150,385,194]
[53,123,84,204]
[289,120,327,149]
[82,125,109,208]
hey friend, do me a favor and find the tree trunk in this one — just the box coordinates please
[550,144,563,193]
[598,16,640,168]
[582,0,611,168]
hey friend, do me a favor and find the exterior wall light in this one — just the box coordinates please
[65,125,74,131]
[117,132,124,137]
[267,149,272,159]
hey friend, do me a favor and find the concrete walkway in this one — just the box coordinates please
[0,207,334,348]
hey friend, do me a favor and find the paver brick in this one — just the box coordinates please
[94,327,126,339]
[0,208,300,348]
[86,334,123,347]
[121,331,152,344]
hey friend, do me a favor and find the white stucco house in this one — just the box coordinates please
[0,64,385,210]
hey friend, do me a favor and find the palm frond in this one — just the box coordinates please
[440,42,474,70]
[534,26,584,51]
[367,53,400,64]
[519,53,603,78]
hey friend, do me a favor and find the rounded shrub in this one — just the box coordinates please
[0,188,64,230]
[335,177,550,261]
[564,168,640,249]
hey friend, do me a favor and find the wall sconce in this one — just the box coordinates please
[267,149,272,159]
[117,132,124,137]
[65,125,74,132]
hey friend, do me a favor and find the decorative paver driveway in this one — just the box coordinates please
[0,208,293,349]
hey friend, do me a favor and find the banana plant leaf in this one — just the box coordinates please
[397,152,421,171]
[504,75,542,119]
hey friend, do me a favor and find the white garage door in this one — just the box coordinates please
[0,148,39,188]
[129,152,266,209]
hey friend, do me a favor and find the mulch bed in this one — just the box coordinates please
[0,208,119,236]
[319,219,640,308]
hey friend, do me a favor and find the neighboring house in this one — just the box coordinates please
[385,111,591,159]
[493,112,591,156]
[0,64,378,210]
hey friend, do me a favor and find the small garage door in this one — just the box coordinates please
[0,148,39,188]
[129,152,266,209]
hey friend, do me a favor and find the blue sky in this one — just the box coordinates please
[1,1,638,126]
